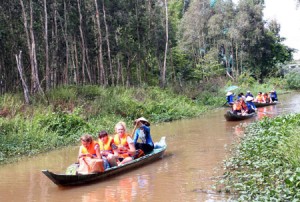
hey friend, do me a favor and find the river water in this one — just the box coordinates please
[0,93,300,202]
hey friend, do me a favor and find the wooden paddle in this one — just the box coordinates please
[130,122,139,138]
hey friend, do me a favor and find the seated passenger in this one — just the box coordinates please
[237,93,246,101]
[114,121,136,165]
[232,99,242,115]
[254,92,265,103]
[245,90,254,98]
[133,117,154,154]
[226,91,235,105]
[77,134,109,174]
[240,97,247,112]
[269,90,278,102]
[98,130,118,167]
[245,96,257,114]
[263,92,271,103]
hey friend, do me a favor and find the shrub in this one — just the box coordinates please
[285,72,300,89]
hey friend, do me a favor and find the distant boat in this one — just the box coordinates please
[253,101,277,108]
[224,110,256,121]
[42,137,167,186]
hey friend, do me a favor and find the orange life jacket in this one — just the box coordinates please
[233,102,242,111]
[80,141,99,156]
[256,95,264,102]
[241,101,247,110]
[114,134,130,158]
[99,136,114,153]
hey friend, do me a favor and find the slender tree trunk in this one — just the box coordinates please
[73,37,79,84]
[51,0,59,88]
[102,0,113,85]
[77,0,86,84]
[20,0,43,94]
[135,0,142,85]
[160,0,168,88]
[29,0,43,94]
[15,51,30,104]
[94,0,105,85]
[43,0,50,91]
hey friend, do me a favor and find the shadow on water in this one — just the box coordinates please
[0,93,299,201]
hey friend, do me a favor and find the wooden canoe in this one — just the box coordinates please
[253,101,277,108]
[42,137,167,186]
[224,110,256,121]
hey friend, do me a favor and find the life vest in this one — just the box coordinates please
[233,102,242,111]
[99,136,114,153]
[114,134,130,158]
[241,101,247,110]
[80,141,99,156]
[264,94,270,103]
[256,95,264,103]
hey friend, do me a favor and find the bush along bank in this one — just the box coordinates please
[218,113,300,201]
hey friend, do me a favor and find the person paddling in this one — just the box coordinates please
[133,117,154,154]
[226,91,235,105]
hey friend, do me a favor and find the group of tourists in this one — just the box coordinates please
[77,117,154,174]
[226,89,278,115]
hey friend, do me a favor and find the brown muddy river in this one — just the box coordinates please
[0,93,299,202]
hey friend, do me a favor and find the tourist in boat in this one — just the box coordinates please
[114,121,136,165]
[98,130,118,167]
[232,99,242,115]
[254,92,265,103]
[240,97,247,113]
[263,92,272,103]
[133,117,154,154]
[78,134,110,174]
[269,89,278,102]
[245,90,254,98]
[237,93,246,101]
[226,91,235,105]
[245,96,257,114]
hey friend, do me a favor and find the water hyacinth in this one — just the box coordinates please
[218,114,300,201]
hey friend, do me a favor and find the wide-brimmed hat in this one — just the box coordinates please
[226,91,233,96]
[247,90,251,93]
[134,117,150,126]
[246,96,254,101]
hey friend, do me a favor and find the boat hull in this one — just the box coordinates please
[224,110,256,121]
[253,102,277,108]
[42,138,166,186]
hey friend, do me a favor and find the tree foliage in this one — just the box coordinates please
[0,0,295,98]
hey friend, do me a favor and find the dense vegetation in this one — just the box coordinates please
[0,85,216,164]
[0,0,294,101]
[218,114,300,200]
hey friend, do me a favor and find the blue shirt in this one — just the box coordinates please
[246,92,254,98]
[133,125,154,147]
[226,94,235,104]
[270,92,278,100]
[246,101,256,111]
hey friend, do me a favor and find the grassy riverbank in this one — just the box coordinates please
[218,114,300,201]
[0,77,292,165]
[0,85,218,164]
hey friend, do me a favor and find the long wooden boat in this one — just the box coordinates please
[224,110,256,121]
[42,137,167,186]
[253,101,277,108]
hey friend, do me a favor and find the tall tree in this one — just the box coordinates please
[20,0,43,94]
